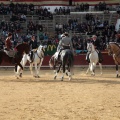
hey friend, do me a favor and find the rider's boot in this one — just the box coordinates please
[98,51,103,63]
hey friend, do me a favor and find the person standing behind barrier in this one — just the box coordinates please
[29,35,38,63]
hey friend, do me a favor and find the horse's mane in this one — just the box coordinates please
[109,42,120,49]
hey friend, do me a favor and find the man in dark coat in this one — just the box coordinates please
[86,35,103,63]
[29,35,38,62]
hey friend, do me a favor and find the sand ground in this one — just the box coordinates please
[0,67,120,120]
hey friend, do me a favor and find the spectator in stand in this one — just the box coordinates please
[20,14,26,22]
[44,33,48,41]
[54,7,59,14]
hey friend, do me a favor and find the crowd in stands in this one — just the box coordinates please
[74,3,89,12]
[54,7,70,15]
[54,13,120,52]
[94,2,107,11]
[0,2,120,54]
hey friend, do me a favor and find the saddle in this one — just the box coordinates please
[62,45,70,49]
[4,49,16,58]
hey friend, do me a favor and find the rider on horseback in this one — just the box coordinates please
[86,35,103,63]
[29,34,38,63]
[54,32,74,61]
[5,32,12,51]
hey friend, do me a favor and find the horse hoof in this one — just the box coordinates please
[69,77,72,81]
[37,76,40,78]
[34,75,37,78]
[91,73,95,76]
[66,72,68,76]
[54,76,57,80]
[19,73,22,78]
[116,74,119,78]
[61,77,63,81]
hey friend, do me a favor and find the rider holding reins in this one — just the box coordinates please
[55,32,74,61]
[29,34,38,62]
[86,35,103,63]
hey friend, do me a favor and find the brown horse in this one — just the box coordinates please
[107,42,120,77]
[0,43,30,77]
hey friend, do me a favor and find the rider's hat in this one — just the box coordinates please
[7,32,12,37]
[64,32,69,36]
[61,33,65,38]
[92,35,97,38]
[32,34,35,37]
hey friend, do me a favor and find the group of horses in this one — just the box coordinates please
[0,42,120,80]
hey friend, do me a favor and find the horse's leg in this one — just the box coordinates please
[116,64,119,78]
[37,58,43,78]
[30,63,34,76]
[67,64,72,81]
[19,54,28,77]
[14,63,19,78]
[99,63,102,75]
[86,63,90,74]
[18,63,23,74]
[54,64,62,80]
[34,63,38,77]
[65,64,69,76]
[61,64,65,81]
[15,63,23,79]
[91,63,95,76]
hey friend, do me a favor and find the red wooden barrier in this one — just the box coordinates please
[0,53,115,67]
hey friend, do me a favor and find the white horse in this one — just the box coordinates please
[86,43,102,76]
[17,45,45,78]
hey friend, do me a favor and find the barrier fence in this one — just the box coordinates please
[0,53,115,67]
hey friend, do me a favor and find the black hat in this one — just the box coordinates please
[32,34,35,37]
[64,32,69,36]
[8,32,12,37]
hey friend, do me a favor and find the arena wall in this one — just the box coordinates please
[0,53,115,67]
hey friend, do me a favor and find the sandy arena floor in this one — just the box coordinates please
[0,67,120,120]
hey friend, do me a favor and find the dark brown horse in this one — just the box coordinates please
[107,42,120,77]
[0,43,30,77]
[49,49,74,81]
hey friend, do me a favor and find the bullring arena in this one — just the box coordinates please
[0,0,120,119]
[0,54,120,120]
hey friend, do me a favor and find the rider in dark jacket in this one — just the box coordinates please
[29,35,38,62]
[86,35,103,63]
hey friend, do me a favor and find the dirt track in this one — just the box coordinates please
[0,67,120,120]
